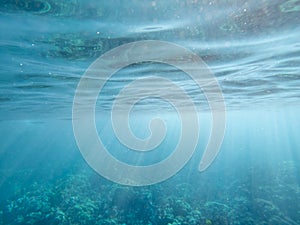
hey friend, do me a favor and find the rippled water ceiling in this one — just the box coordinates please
[0,0,299,119]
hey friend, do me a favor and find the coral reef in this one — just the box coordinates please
[0,161,300,224]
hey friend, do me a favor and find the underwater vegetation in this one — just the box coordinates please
[0,161,299,225]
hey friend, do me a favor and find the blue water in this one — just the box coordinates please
[1,0,300,224]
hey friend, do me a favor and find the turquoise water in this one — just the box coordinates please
[1,0,300,224]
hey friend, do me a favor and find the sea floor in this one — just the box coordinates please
[0,160,299,225]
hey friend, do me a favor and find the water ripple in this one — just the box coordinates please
[0,0,300,119]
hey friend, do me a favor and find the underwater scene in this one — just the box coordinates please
[1,0,300,224]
